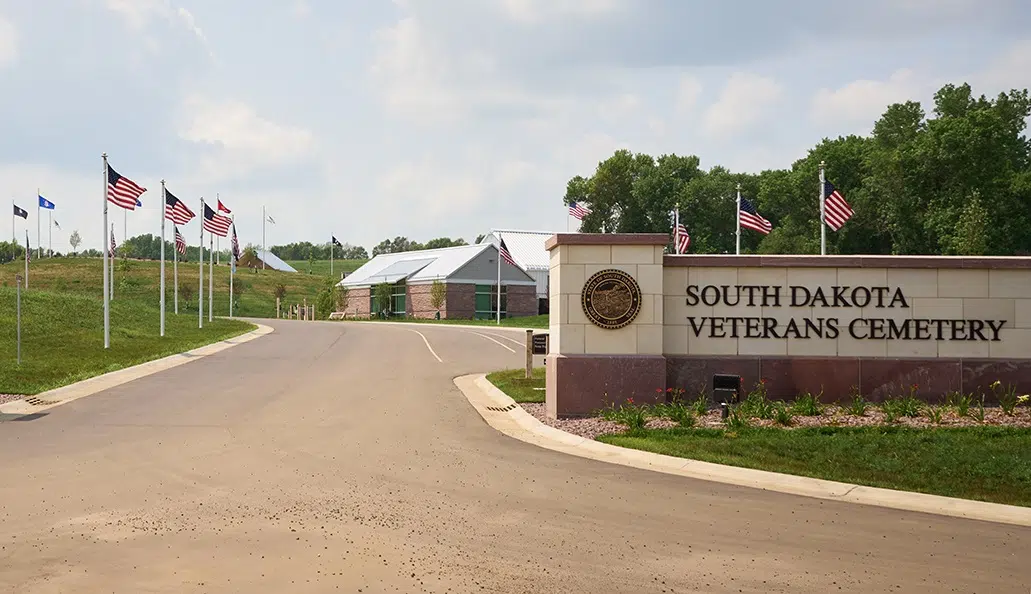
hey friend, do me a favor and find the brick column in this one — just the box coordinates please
[545,234,668,419]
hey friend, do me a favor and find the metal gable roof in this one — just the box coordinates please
[257,250,298,273]
[485,229,555,270]
[338,243,494,288]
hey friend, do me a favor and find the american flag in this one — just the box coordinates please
[231,223,241,262]
[202,203,232,237]
[174,226,187,255]
[109,227,116,257]
[822,181,854,231]
[739,197,773,235]
[217,199,232,214]
[165,191,196,225]
[674,223,690,254]
[499,237,517,267]
[568,201,591,220]
[106,163,146,211]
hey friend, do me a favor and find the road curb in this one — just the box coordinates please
[0,323,274,416]
[454,373,1031,527]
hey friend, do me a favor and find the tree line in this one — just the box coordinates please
[564,83,1031,256]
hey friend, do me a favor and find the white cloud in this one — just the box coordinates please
[976,39,1031,91]
[105,0,211,55]
[812,69,922,127]
[702,73,782,138]
[497,0,624,23]
[0,15,16,68]
[177,95,315,182]
[675,76,703,115]
[292,0,311,18]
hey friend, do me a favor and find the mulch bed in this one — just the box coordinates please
[519,402,1031,441]
[0,394,25,406]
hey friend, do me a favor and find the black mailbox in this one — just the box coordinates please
[713,374,742,405]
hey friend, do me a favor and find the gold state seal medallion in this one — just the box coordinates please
[581,269,643,330]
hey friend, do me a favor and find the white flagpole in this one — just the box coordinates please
[24,230,28,289]
[123,207,126,254]
[736,183,742,256]
[174,225,179,315]
[496,244,501,325]
[229,219,235,319]
[36,190,40,260]
[102,154,110,349]
[160,180,166,337]
[11,198,14,242]
[330,236,334,276]
[199,198,204,329]
[110,222,115,301]
[819,161,827,256]
[215,192,220,266]
[261,205,266,270]
[208,231,213,322]
[48,211,52,257]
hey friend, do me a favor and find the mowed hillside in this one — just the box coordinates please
[0,257,339,319]
[286,259,367,277]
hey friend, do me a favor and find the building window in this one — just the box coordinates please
[392,282,406,315]
[474,284,507,319]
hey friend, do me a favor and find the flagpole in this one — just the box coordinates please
[736,183,742,256]
[36,190,40,260]
[819,161,827,256]
[160,180,166,338]
[111,222,115,301]
[330,236,334,276]
[199,198,204,329]
[102,154,110,349]
[11,198,14,242]
[123,207,126,255]
[174,226,179,315]
[262,205,266,270]
[496,244,501,325]
[48,211,52,257]
[24,231,29,289]
[208,231,213,322]
[229,218,235,319]
[215,193,220,266]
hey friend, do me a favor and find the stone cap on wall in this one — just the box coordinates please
[663,254,1031,269]
[545,233,670,251]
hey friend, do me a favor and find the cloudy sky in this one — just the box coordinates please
[2,0,1030,253]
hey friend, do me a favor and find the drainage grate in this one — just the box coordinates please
[485,403,518,413]
[24,397,59,407]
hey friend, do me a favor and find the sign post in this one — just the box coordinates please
[525,329,533,379]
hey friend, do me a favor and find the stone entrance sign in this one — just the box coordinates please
[545,234,1031,419]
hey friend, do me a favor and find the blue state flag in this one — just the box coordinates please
[38,195,55,209]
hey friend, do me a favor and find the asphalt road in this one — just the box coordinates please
[0,320,1027,593]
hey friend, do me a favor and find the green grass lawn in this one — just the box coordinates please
[286,259,367,277]
[600,426,1031,506]
[486,368,545,403]
[352,314,549,329]
[0,286,254,395]
[0,257,331,319]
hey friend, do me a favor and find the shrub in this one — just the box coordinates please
[430,279,446,312]
[599,398,649,435]
[179,281,194,306]
[773,402,793,426]
[315,287,334,320]
[792,391,825,417]
[273,283,287,301]
[654,398,695,428]
[991,380,1019,415]
[725,406,751,431]
[692,392,709,417]
[881,394,923,421]
[972,397,987,423]
[926,405,945,424]
[740,380,774,420]
[954,392,973,417]
[845,391,869,417]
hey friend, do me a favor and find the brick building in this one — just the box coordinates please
[337,243,538,320]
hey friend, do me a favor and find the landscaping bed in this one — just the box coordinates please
[489,373,1031,505]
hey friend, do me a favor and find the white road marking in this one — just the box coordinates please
[480,332,527,348]
[405,329,443,363]
[465,331,517,353]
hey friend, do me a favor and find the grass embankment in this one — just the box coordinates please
[486,368,545,403]
[286,259,367,277]
[600,426,1031,506]
[0,287,253,394]
[356,314,549,329]
[0,257,330,319]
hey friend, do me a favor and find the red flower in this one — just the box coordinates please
[760,378,767,384]
[656,388,663,394]
[667,387,673,393]
[912,383,919,390]
[627,397,635,404]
